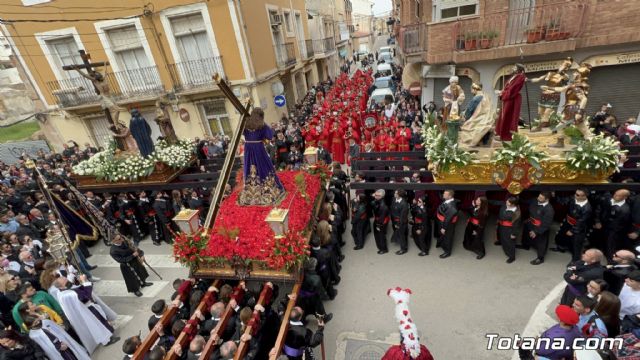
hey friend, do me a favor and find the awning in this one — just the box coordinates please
[402,62,421,89]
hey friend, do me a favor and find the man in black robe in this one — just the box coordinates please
[436,190,458,259]
[138,191,161,246]
[593,189,631,260]
[497,197,521,264]
[411,195,431,256]
[551,189,593,261]
[118,193,144,246]
[110,234,151,297]
[153,191,174,244]
[560,248,605,305]
[282,306,324,360]
[519,192,555,265]
[372,190,389,254]
[129,109,155,157]
[390,189,409,255]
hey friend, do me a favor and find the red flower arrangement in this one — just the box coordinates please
[173,229,208,269]
[199,170,321,270]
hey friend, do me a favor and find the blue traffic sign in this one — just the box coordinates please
[274,95,286,107]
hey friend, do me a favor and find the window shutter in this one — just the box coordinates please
[170,13,206,36]
[107,26,142,52]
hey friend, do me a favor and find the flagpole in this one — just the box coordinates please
[33,167,85,275]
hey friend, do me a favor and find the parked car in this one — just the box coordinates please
[377,52,394,65]
[387,37,396,45]
[374,76,396,93]
[368,88,395,108]
[375,63,393,77]
[379,46,393,55]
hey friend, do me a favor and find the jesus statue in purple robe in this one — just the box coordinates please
[238,108,285,205]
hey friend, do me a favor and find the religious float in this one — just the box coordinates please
[70,138,195,190]
[421,60,625,195]
[172,166,328,282]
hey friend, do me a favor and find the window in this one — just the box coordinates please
[201,100,232,136]
[45,36,82,72]
[415,0,422,19]
[284,11,293,35]
[170,13,215,61]
[434,1,478,21]
[86,115,112,149]
[105,26,150,71]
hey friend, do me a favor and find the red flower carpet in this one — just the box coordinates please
[204,171,321,267]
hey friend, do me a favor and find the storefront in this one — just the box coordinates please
[492,51,640,122]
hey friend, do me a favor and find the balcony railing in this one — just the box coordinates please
[312,39,325,54]
[452,2,586,52]
[168,56,224,92]
[323,37,335,52]
[304,39,314,59]
[46,65,164,108]
[399,23,424,55]
[275,43,296,68]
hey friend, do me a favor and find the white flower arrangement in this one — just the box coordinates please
[422,124,474,173]
[71,137,191,182]
[566,134,624,174]
[492,133,548,170]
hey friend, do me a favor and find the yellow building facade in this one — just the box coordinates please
[0,0,320,150]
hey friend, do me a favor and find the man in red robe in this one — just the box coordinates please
[329,122,346,163]
[374,130,388,152]
[395,121,412,154]
[495,63,527,141]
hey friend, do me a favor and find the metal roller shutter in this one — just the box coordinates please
[586,63,640,123]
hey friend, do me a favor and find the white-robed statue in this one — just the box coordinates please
[52,274,119,353]
[458,83,494,147]
[26,317,91,360]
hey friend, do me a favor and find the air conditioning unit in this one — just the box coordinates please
[270,13,282,27]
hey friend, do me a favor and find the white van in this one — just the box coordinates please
[369,88,395,108]
[376,63,393,77]
[379,46,393,55]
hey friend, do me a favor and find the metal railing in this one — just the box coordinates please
[400,23,424,55]
[452,2,587,51]
[304,39,314,59]
[168,56,224,91]
[312,38,325,54]
[46,65,164,108]
[323,37,336,52]
[275,43,296,68]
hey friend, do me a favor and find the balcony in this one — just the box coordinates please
[47,65,164,108]
[399,23,425,56]
[303,39,314,59]
[275,43,296,69]
[407,2,587,65]
[452,3,586,63]
[169,56,225,92]
[323,37,336,52]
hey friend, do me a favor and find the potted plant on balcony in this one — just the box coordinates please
[525,26,544,44]
[479,30,499,49]
[464,31,478,51]
[545,20,560,41]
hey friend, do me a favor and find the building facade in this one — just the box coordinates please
[0,0,323,150]
[351,0,375,53]
[396,0,640,122]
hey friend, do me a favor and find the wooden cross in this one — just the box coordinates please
[61,50,117,127]
[62,50,108,95]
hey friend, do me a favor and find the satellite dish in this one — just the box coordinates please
[271,81,284,96]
